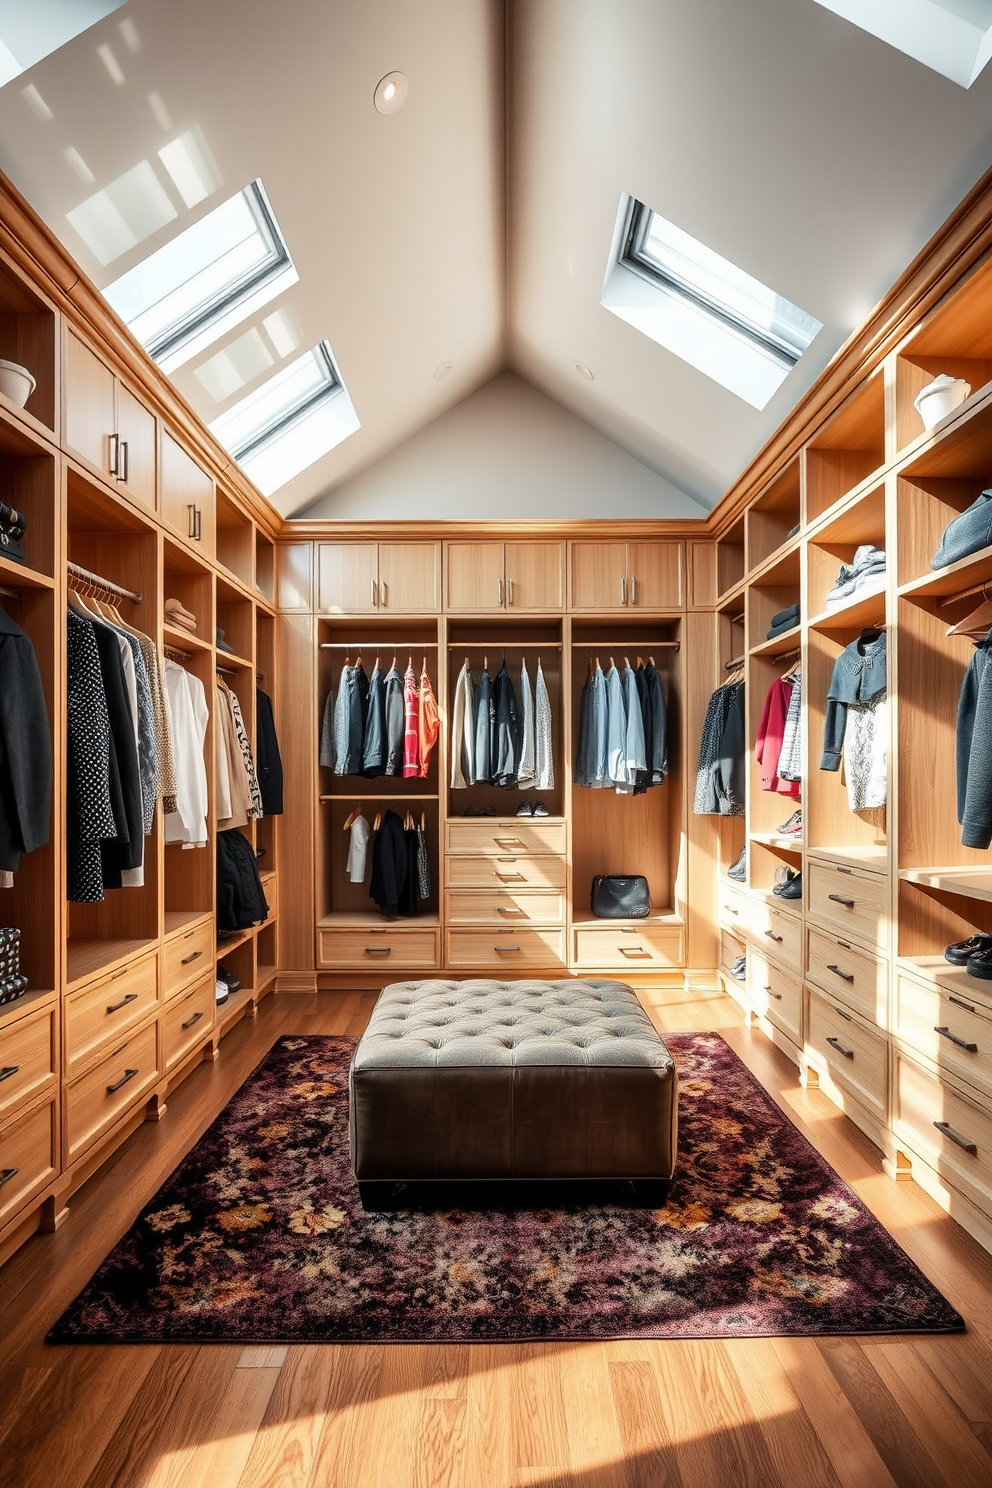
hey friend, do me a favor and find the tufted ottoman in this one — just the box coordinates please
[349,978,678,1207]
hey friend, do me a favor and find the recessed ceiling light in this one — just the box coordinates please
[434,360,453,380]
[575,362,594,381]
[374,71,408,114]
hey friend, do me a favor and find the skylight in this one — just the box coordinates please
[102,180,298,373]
[0,0,128,88]
[600,196,822,409]
[811,0,992,88]
[209,342,360,496]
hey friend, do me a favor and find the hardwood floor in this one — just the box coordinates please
[3,987,992,1488]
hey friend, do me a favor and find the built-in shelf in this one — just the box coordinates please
[899,955,992,1001]
[216,930,254,955]
[164,909,212,940]
[749,625,801,658]
[572,910,683,927]
[750,833,802,851]
[66,936,158,991]
[216,648,253,672]
[320,792,440,802]
[317,911,441,928]
[900,867,992,904]
[898,542,992,602]
[809,845,888,872]
[0,985,56,1029]
[0,554,53,590]
[807,591,887,633]
[163,622,212,654]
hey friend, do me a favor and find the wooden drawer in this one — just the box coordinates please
[718,889,748,934]
[446,855,567,891]
[747,950,801,1046]
[0,1003,57,1121]
[895,973,992,1100]
[572,924,684,970]
[748,899,802,972]
[317,925,439,970]
[164,974,215,1072]
[0,1095,58,1230]
[64,1022,159,1166]
[807,860,888,949]
[162,919,214,999]
[65,954,158,1073]
[446,820,567,857]
[892,1047,992,1221]
[444,889,565,926]
[805,988,887,1121]
[446,928,566,969]
[806,926,887,1027]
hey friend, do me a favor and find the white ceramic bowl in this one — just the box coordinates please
[914,374,970,431]
[0,358,36,409]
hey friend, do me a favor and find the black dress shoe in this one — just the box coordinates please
[945,934,992,965]
[776,873,802,900]
[966,944,992,980]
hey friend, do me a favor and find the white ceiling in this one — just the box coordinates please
[2,0,992,515]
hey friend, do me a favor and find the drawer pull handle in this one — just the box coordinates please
[835,866,853,875]
[107,992,139,1014]
[0,1065,19,1082]
[363,947,392,956]
[495,872,526,882]
[765,987,782,1000]
[494,945,521,953]
[832,1005,853,1021]
[182,1011,204,1030]
[181,950,203,965]
[620,947,651,959]
[828,893,856,908]
[0,1167,18,1189]
[934,1120,978,1155]
[826,963,854,982]
[107,1068,139,1094]
[934,1025,978,1052]
[111,967,128,979]
[950,995,977,1014]
[826,1036,854,1060]
[494,837,526,849]
[764,931,784,943]
[724,905,739,916]
[496,907,525,917]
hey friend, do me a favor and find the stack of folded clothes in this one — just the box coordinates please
[766,602,800,640]
[165,596,197,634]
[824,545,886,609]
[216,626,236,655]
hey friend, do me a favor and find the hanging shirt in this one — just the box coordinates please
[362,664,386,777]
[474,667,493,786]
[383,665,405,776]
[66,609,117,903]
[604,664,628,789]
[491,663,521,787]
[534,661,554,791]
[164,663,209,848]
[402,664,420,778]
[615,663,646,795]
[844,694,887,811]
[256,688,283,815]
[778,671,803,784]
[347,815,371,883]
[418,667,439,778]
[450,661,477,788]
[575,664,607,787]
[755,677,800,796]
[518,661,536,789]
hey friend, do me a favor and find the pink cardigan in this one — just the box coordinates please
[755,678,801,796]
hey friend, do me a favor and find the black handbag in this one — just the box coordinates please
[590,875,651,918]
[0,501,26,565]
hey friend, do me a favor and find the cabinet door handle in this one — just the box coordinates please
[950,994,977,1013]
[187,503,197,539]
[182,1010,204,1031]
[195,507,202,542]
[107,1067,139,1094]
[630,575,637,606]
[828,893,856,907]
[507,579,513,606]
[826,963,854,982]
[363,946,392,956]
[379,580,387,607]
[181,949,202,965]
[118,439,129,483]
[764,930,784,943]
[934,1120,978,1154]
[496,906,525,917]
[106,991,138,1014]
[371,578,377,607]
[497,577,504,606]
[109,432,120,477]
[620,576,626,605]
[826,1036,854,1060]
[934,1025,978,1052]
[0,1065,19,1082]
[494,945,521,953]
[0,1167,18,1189]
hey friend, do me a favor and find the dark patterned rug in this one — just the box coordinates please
[48,1033,963,1343]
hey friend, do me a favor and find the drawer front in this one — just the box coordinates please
[747,950,801,1045]
[806,989,887,1120]
[65,955,158,1072]
[446,820,567,857]
[807,861,888,949]
[895,974,992,1098]
[446,928,566,969]
[572,925,684,970]
[748,900,802,972]
[0,1004,57,1121]
[806,926,886,1026]
[444,889,565,926]
[892,1048,992,1220]
[164,974,215,1072]
[446,855,567,891]
[317,927,439,970]
[718,890,748,934]
[64,1022,159,1166]
[162,919,214,999]
[0,1096,58,1229]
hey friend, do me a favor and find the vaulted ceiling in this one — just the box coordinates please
[2,0,992,517]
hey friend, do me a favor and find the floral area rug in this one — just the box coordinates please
[48,1033,963,1343]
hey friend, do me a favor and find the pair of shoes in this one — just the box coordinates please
[777,809,802,837]
[518,801,549,817]
[824,545,886,609]
[773,867,802,900]
[727,847,746,882]
[728,955,746,982]
[215,979,230,1006]
[945,933,992,978]
[217,967,241,996]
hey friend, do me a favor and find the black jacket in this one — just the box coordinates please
[255,688,283,815]
[217,828,269,932]
[0,603,52,873]
[491,663,521,786]
[693,680,744,816]
[369,810,407,915]
[90,617,143,882]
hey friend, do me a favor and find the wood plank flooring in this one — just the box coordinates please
[3,987,992,1488]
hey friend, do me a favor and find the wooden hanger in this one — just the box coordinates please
[420,810,426,831]
[343,804,364,830]
[648,654,656,668]
[373,809,383,831]
[947,584,992,636]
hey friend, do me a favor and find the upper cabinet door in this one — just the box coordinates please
[569,541,628,611]
[445,542,504,611]
[160,429,215,558]
[317,542,378,613]
[504,541,564,611]
[377,541,440,613]
[627,541,683,609]
[64,328,116,483]
[115,383,156,512]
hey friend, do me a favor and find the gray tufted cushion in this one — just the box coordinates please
[353,978,676,1071]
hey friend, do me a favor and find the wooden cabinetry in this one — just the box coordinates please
[160,427,215,557]
[569,540,682,610]
[444,540,563,611]
[318,541,440,613]
[64,327,157,512]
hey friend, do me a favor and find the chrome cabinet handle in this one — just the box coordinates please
[107,1067,139,1094]
[497,577,504,606]
[828,893,855,907]
[0,1065,19,1082]
[0,1167,18,1188]
[187,503,197,539]
[826,1036,854,1060]
[109,431,120,476]
[118,439,129,483]
[506,579,513,606]
[364,946,392,956]
[827,963,854,982]
[934,1025,978,1052]
[934,1120,977,1154]
[181,949,202,966]
[106,991,138,1014]
[371,578,377,607]
[379,580,387,607]
[620,576,626,605]
[195,508,202,542]
[630,575,637,605]
[182,1010,204,1030]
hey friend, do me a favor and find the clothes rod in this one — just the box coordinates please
[579,639,680,649]
[447,640,563,649]
[164,644,192,664]
[937,578,991,609]
[0,584,19,601]
[725,654,746,671]
[67,561,141,605]
[320,641,439,649]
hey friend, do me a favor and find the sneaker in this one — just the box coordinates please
[967,945,992,980]
[727,847,746,881]
[515,801,533,817]
[945,934,992,966]
[215,979,230,1006]
[775,871,803,900]
[777,810,802,836]
[532,801,550,817]
[728,956,747,982]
